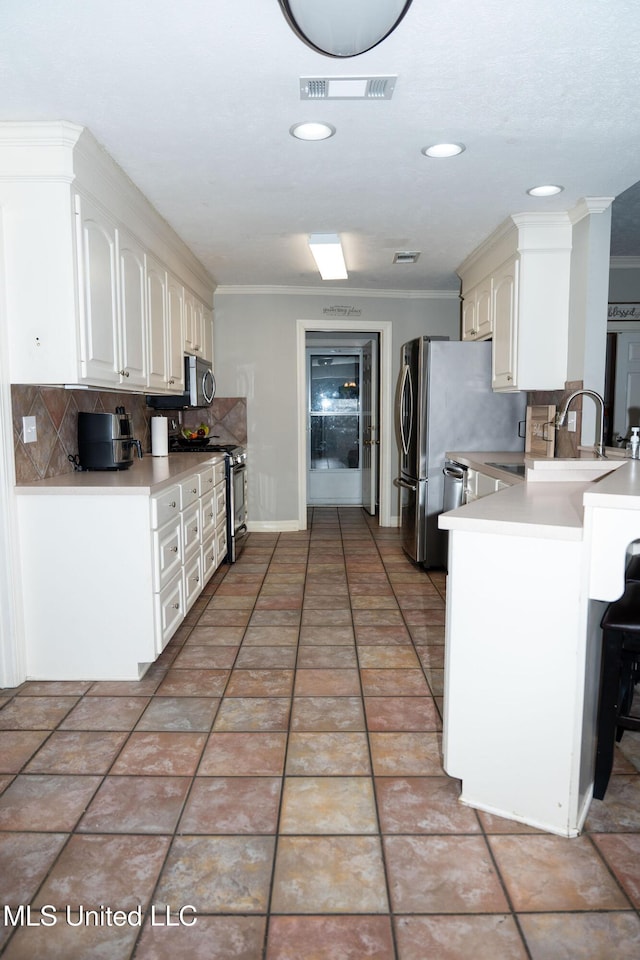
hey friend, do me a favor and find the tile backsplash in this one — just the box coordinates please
[11,385,247,484]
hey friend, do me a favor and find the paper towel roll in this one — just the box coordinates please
[151,416,168,457]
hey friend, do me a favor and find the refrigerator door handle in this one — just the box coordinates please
[399,363,413,457]
[394,476,417,492]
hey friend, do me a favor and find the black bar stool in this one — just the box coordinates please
[593,581,640,800]
[625,553,640,583]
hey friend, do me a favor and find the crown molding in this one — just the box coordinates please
[569,196,614,224]
[213,284,459,299]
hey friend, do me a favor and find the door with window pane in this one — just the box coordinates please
[307,350,362,505]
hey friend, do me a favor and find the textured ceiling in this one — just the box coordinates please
[1,0,639,291]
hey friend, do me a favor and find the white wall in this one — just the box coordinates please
[567,200,613,444]
[213,287,460,527]
[609,264,640,304]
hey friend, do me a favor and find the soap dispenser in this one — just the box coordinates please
[628,426,640,460]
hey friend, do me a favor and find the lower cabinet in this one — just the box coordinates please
[16,458,226,681]
[465,469,510,502]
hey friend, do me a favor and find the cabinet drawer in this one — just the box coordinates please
[201,493,216,540]
[184,550,203,611]
[150,484,180,529]
[182,501,201,556]
[214,484,226,527]
[214,459,226,486]
[202,532,217,583]
[216,520,228,564]
[198,465,216,495]
[154,570,184,653]
[152,517,183,590]
[179,474,201,509]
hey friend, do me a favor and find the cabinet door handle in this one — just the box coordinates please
[507,375,513,382]
[119,369,130,378]
[192,487,197,494]
[172,602,180,610]
[171,546,179,553]
[168,378,175,385]
[169,501,177,508]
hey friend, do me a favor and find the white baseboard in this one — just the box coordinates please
[247,520,302,533]
[247,516,401,533]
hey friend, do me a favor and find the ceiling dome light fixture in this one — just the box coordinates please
[278,0,414,58]
[527,184,564,197]
[422,142,466,158]
[290,121,336,141]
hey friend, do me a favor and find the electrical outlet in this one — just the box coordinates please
[567,411,577,433]
[22,415,37,443]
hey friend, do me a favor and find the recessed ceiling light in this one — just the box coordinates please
[527,184,564,197]
[422,142,466,158]
[290,121,336,141]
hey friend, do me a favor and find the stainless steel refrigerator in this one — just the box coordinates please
[395,337,526,567]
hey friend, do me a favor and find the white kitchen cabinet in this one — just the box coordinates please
[184,291,214,360]
[146,254,168,392]
[457,213,573,392]
[167,274,186,390]
[465,467,513,502]
[465,468,502,503]
[155,572,186,652]
[202,306,214,363]
[75,194,121,387]
[461,279,492,341]
[184,289,197,355]
[117,229,148,388]
[16,455,226,680]
[2,121,214,391]
[184,289,206,356]
[491,256,518,390]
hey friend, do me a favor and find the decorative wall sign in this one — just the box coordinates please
[608,302,640,321]
[323,305,363,317]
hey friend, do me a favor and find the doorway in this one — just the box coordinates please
[605,328,640,444]
[307,345,373,508]
[296,319,393,530]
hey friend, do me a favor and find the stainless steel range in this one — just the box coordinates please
[170,438,248,562]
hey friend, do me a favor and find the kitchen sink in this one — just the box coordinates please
[486,462,526,477]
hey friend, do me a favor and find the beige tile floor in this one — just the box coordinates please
[1,506,640,959]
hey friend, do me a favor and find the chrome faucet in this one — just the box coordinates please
[555,389,607,459]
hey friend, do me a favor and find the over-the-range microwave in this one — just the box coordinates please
[147,356,216,409]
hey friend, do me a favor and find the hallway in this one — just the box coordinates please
[0,508,639,958]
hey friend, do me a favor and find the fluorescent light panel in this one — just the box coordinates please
[308,234,348,280]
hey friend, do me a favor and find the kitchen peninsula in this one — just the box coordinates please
[439,453,640,837]
[14,452,227,681]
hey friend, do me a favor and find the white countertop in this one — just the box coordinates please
[446,450,525,485]
[440,451,640,541]
[583,457,640,509]
[14,452,225,496]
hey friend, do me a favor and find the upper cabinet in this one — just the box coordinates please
[2,121,214,393]
[458,214,573,392]
[461,277,492,341]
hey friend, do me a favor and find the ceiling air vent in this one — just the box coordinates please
[393,251,421,264]
[300,76,397,100]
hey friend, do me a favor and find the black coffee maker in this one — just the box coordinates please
[77,407,143,470]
